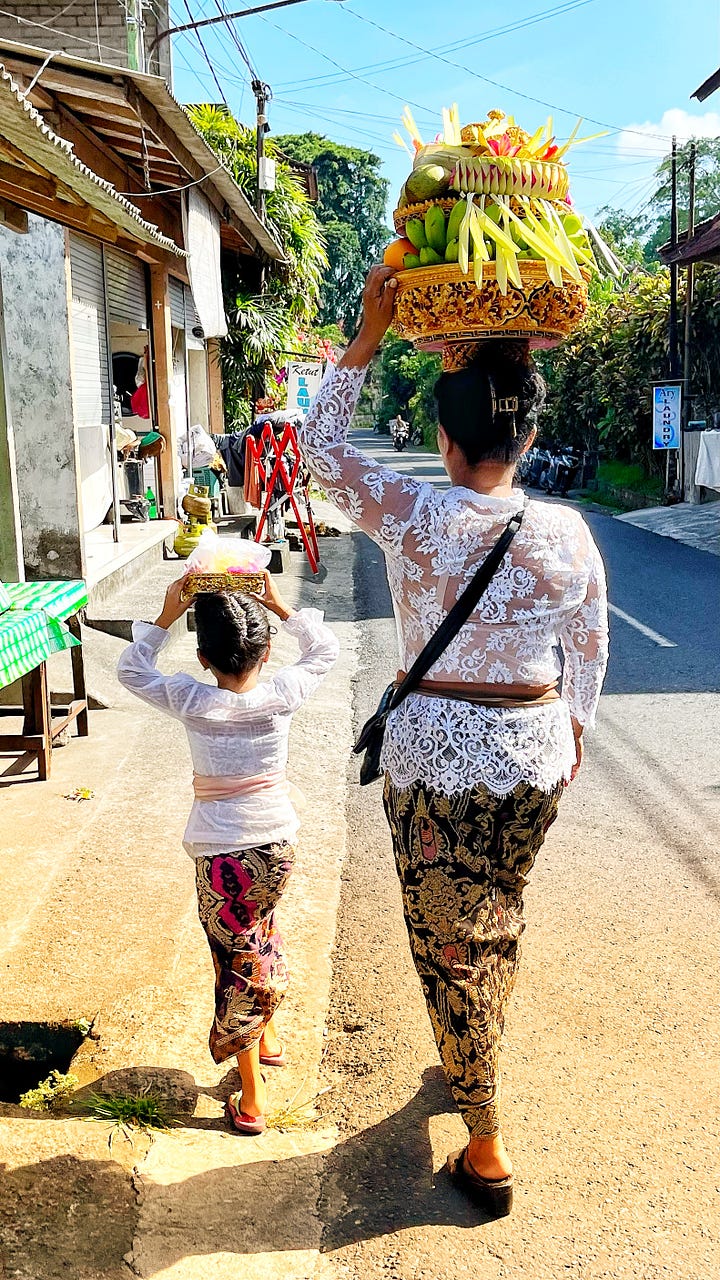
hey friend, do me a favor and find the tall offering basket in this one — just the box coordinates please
[383,107,620,369]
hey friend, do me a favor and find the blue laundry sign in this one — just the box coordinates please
[286,362,323,418]
[652,383,682,450]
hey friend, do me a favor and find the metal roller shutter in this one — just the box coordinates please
[105,247,148,327]
[69,233,111,426]
[169,275,185,329]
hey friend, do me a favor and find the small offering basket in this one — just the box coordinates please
[180,572,266,602]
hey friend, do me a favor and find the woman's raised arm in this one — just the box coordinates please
[296,267,431,556]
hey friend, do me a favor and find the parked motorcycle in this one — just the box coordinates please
[521,446,553,488]
[541,446,581,496]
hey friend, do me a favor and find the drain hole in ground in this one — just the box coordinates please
[0,1021,86,1103]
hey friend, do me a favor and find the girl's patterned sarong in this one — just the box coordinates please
[383,777,562,1137]
[195,842,295,1062]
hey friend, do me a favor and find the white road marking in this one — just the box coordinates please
[609,604,677,648]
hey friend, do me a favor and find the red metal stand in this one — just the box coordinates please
[245,421,320,574]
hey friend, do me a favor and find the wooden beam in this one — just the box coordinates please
[1,60,131,107]
[129,87,230,227]
[61,96,139,126]
[0,160,58,200]
[51,102,184,246]
[0,201,28,234]
[0,181,119,240]
[0,136,54,179]
[149,264,180,519]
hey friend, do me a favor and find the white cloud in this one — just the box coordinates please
[618,108,720,158]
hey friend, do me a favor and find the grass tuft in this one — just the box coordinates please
[83,1091,176,1148]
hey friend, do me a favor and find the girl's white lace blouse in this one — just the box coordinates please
[117,609,339,854]
[298,363,609,797]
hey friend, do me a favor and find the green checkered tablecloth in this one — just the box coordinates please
[2,579,88,620]
[0,610,79,691]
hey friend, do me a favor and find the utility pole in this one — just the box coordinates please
[681,140,697,500]
[127,0,145,72]
[252,78,271,222]
[668,136,680,379]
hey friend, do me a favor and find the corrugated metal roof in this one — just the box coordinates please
[0,64,184,254]
[659,212,720,266]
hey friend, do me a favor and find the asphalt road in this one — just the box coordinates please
[317,431,720,1280]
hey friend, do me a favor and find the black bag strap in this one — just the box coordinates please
[387,508,525,716]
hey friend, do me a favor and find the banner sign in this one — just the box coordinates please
[286,361,323,419]
[652,383,682,450]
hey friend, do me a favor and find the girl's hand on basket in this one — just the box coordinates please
[248,571,294,622]
[340,265,398,368]
[154,576,191,630]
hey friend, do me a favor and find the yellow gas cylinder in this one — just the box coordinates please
[174,484,217,558]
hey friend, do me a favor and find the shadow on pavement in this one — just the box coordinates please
[0,1070,491,1277]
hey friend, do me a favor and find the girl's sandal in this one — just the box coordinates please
[446,1147,514,1218]
[259,1043,286,1068]
[226,1092,266,1136]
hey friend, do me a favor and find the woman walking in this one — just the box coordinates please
[297,266,608,1216]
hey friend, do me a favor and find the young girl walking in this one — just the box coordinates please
[117,571,339,1133]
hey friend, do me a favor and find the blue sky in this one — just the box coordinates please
[170,0,720,224]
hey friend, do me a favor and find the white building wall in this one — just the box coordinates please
[0,216,84,579]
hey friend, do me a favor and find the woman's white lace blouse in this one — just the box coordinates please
[297,363,609,798]
[117,609,339,853]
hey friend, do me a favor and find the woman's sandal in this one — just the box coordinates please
[258,1043,286,1068]
[446,1147,514,1218]
[226,1092,266,1136]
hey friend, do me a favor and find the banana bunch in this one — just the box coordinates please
[396,197,599,292]
[403,204,452,267]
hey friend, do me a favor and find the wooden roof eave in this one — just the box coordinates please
[658,210,720,267]
[0,65,185,260]
[0,39,285,265]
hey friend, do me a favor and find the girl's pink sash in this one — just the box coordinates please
[193,771,306,814]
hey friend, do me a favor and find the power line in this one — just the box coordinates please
[278,0,597,94]
[181,0,228,103]
[213,0,258,79]
[335,5,679,144]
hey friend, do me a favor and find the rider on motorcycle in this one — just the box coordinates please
[390,414,410,451]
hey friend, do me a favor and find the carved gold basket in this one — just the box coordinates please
[180,572,266,602]
[391,260,589,365]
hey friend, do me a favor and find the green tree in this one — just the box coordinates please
[538,265,720,469]
[274,132,391,333]
[372,332,440,443]
[187,105,327,426]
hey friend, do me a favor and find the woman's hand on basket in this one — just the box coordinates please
[248,570,294,622]
[569,716,584,783]
[340,265,398,369]
[154,576,192,630]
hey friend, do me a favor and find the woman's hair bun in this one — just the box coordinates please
[435,339,545,466]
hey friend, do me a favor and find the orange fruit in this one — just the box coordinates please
[383,238,415,270]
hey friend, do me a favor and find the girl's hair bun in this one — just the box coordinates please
[194,591,269,676]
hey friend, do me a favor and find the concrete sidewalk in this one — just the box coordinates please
[0,534,358,1280]
[615,499,720,557]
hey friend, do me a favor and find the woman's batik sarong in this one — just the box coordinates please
[195,842,295,1062]
[383,778,562,1137]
